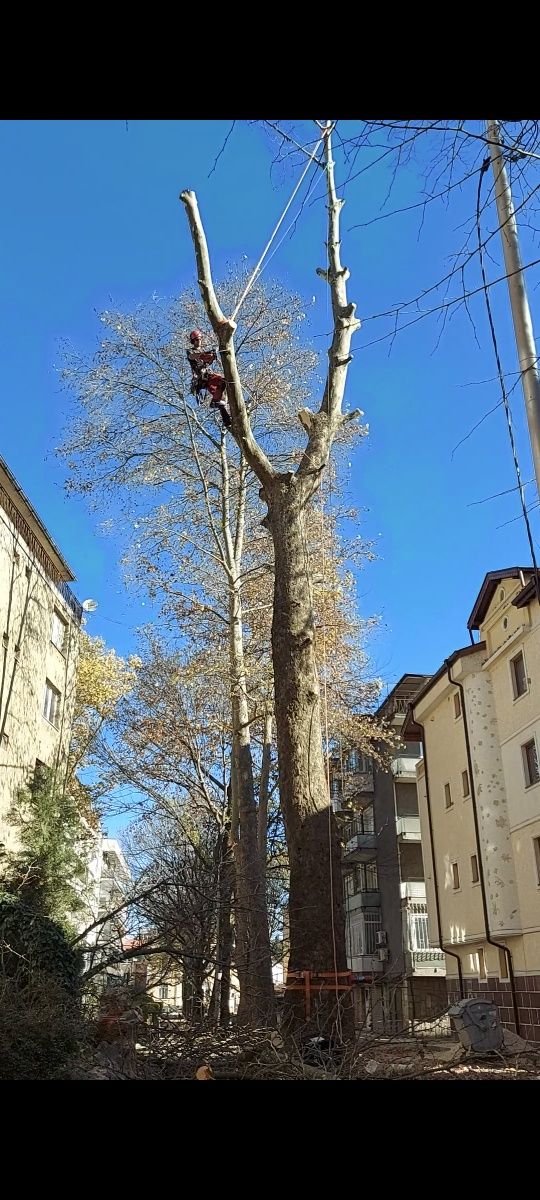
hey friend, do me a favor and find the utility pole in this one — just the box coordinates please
[487,119,540,499]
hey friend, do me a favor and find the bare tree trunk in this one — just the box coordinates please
[208,822,234,1028]
[229,583,276,1027]
[219,846,234,1027]
[258,711,272,879]
[182,968,204,1022]
[268,481,353,1039]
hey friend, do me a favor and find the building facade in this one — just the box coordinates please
[404,568,540,1043]
[0,454,83,853]
[334,675,446,1035]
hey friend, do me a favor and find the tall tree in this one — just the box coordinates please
[60,273,316,1026]
[180,122,364,1036]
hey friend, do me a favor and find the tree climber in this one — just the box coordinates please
[186,330,231,428]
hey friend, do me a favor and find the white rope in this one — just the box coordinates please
[230,133,326,323]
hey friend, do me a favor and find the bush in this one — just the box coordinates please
[0,894,83,1078]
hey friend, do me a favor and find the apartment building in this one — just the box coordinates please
[334,675,446,1034]
[404,568,540,1043]
[0,454,83,850]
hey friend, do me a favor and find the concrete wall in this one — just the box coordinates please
[414,658,486,948]
[373,760,404,976]
[414,576,540,1041]
[0,492,80,853]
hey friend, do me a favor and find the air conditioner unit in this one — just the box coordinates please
[377,948,389,962]
[376,930,387,948]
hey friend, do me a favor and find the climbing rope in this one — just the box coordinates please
[230,127,330,324]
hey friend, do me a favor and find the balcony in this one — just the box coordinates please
[346,889,381,911]
[385,695,418,725]
[406,949,446,976]
[331,771,374,808]
[400,880,426,901]
[56,579,83,624]
[396,816,421,841]
[391,756,421,779]
[343,814,377,860]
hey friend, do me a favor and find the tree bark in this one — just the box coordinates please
[268,478,353,1039]
[258,711,272,879]
[182,966,205,1022]
[229,582,276,1027]
[217,818,234,1027]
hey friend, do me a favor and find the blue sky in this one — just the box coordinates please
[1,118,539,696]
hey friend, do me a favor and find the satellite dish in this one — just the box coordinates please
[82,599,98,612]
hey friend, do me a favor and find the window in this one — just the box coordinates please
[471,854,479,884]
[43,680,61,729]
[498,947,509,981]
[348,749,372,774]
[522,738,540,788]
[363,911,382,955]
[453,692,461,719]
[51,610,68,654]
[408,904,429,952]
[462,769,470,798]
[158,985,169,1000]
[444,782,452,809]
[452,862,460,890]
[477,948,486,980]
[347,910,382,958]
[533,836,540,886]
[510,650,527,699]
[365,860,378,891]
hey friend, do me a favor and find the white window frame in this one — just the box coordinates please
[347,910,382,958]
[522,736,540,789]
[407,904,429,952]
[43,680,61,729]
[510,647,528,702]
[451,861,460,891]
[51,609,68,654]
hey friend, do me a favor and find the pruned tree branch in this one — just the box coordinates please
[179,189,275,489]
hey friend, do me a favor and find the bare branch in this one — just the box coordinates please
[208,121,236,178]
[179,190,275,489]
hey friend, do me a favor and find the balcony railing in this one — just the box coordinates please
[396,816,421,840]
[408,949,446,975]
[346,888,381,910]
[385,695,417,720]
[400,880,426,901]
[344,813,375,840]
[56,579,83,624]
[391,756,421,778]
[348,954,384,977]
